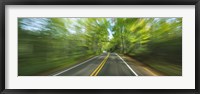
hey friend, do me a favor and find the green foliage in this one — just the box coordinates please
[18,17,182,76]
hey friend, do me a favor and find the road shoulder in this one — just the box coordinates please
[119,54,165,76]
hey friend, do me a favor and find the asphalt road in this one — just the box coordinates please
[54,53,136,76]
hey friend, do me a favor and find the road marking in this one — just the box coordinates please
[94,53,110,76]
[90,53,110,76]
[53,56,98,76]
[115,53,138,76]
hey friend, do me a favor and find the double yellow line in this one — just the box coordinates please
[90,53,110,76]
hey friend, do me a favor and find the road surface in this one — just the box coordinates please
[53,53,137,76]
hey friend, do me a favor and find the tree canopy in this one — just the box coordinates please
[18,18,182,76]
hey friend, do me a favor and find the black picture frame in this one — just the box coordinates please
[0,0,199,94]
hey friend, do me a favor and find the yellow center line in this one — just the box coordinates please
[90,53,110,76]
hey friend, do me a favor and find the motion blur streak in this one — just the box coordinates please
[18,18,182,76]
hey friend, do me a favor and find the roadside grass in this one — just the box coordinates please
[141,59,181,76]
[127,55,182,76]
[125,38,182,76]
[18,53,96,76]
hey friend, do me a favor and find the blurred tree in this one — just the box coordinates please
[18,17,182,76]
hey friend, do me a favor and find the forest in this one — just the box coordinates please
[18,18,182,76]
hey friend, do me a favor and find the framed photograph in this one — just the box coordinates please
[0,0,199,94]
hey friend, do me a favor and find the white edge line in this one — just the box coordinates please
[115,53,139,76]
[52,56,98,76]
